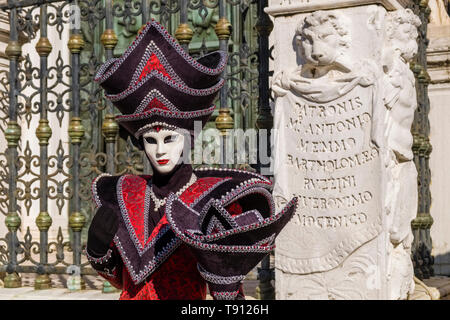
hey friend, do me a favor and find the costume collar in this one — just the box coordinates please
[151,163,193,198]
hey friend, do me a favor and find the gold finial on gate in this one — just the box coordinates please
[36,37,53,57]
[68,117,85,144]
[36,211,52,231]
[36,119,52,146]
[175,23,194,45]
[68,33,85,54]
[69,212,86,232]
[214,17,232,40]
[5,40,21,60]
[102,114,119,143]
[215,108,234,134]
[5,121,21,148]
[101,29,118,51]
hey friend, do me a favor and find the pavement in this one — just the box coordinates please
[0,272,260,300]
[0,286,121,300]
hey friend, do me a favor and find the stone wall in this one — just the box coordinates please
[428,0,450,276]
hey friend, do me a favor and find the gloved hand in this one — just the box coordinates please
[87,204,119,256]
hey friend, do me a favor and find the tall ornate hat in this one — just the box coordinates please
[94,20,227,138]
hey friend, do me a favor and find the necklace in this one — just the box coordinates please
[149,173,197,212]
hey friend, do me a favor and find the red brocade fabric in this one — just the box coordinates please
[107,175,231,300]
[121,176,147,247]
[119,245,207,300]
[138,53,172,83]
[225,201,243,217]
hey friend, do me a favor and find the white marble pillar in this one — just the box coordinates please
[427,1,450,276]
[267,0,420,299]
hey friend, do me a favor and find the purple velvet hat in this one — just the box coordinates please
[94,19,227,138]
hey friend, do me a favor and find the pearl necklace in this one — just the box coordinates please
[149,174,197,212]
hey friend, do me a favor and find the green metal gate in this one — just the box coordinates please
[0,0,434,297]
[0,0,274,292]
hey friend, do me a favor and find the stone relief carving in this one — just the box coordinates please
[272,7,421,299]
[272,9,383,277]
[382,8,421,300]
[272,10,378,102]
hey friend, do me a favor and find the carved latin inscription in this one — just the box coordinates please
[272,10,382,274]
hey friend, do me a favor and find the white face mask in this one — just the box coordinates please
[142,129,185,175]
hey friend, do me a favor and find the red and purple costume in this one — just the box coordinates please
[86,20,296,300]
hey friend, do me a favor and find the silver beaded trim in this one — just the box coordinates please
[116,104,216,124]
[94,57,118,82]
[85,248,113,264]
[98,266,117,279]
[166,194,291,253]
[254,233,276,247]
[117,175,155,257]
[113,234,182,285]
[130,41,185,88]
[135,122,181,138]
[149,174,197,212]
[134,89,181,114]
[197,264,246,285]
[94,20,227,85]
[211,290,240,300]
[193,166,272,183]
[188,177,232,209]
[206,216,227,235]
[199,199,239,234]
[105,70,225,102]
[91,173,112,208]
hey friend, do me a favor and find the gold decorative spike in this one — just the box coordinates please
[69,211,86,232]
[214,17,232,40]
[102,114,119,143]
[215,108,234,134]
[101,29,118,51]
[5,211,21,232]
[36,211,52,231]
[5,121,21,148]
[34,274,52,290]
[35,37,52,57]
[5,40,21,60]
[68,117,85,144]
[4,272,21,288]
[175,23,194,45]
[68,33,85,54]
[36,119,52,146]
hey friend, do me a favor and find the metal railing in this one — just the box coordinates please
[0,0,275,296]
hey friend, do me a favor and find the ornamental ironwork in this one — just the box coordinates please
[0,0,272,293]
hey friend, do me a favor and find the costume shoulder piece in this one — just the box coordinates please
[91,173,123,209]
[93,173,182,285]
[166,167,298,300]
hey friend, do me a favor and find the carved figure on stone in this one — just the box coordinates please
[383,9,421,162]
[382,8,421,300]
[272,9,384,288]
[272,10,378,103]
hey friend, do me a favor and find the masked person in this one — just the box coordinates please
[86,20,297,300]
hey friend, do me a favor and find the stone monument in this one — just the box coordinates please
[268,1,421,299]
